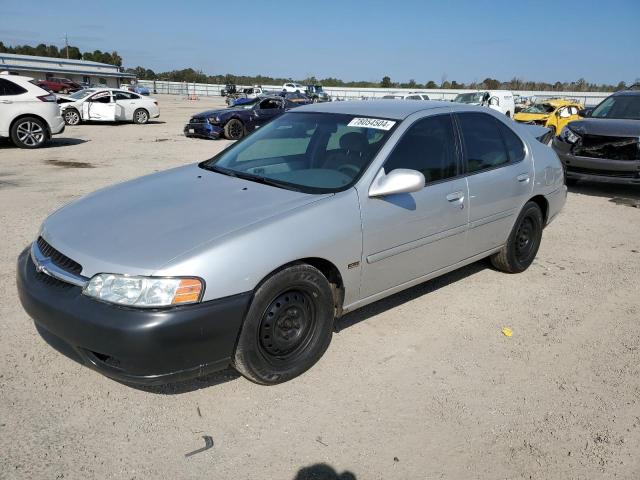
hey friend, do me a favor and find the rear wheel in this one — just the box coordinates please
[233,264,335,385]
[133,108,149,124]
[63,109,81,126]
[10,117,47,149]
[224,118,245,140]
[490,201,543,273]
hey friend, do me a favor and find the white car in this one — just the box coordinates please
[453,90,515,117]
[58,88,160,125]
[381,92,431,100]
[282,82,306,93]
[0,72,65,148]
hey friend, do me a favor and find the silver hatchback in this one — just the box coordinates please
[17,100,566,385]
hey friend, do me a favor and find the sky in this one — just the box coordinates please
[1,0,638,85]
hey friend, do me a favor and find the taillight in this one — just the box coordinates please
[37,94,57,102]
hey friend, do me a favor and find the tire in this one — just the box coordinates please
[490,201,543,273]
[133,108,149,124]
[63,109,81,126]
[312,97,318,104]
[505,111,511,118]
[233,264,335,385]
[224,118,245,140]
[10,117,48,149]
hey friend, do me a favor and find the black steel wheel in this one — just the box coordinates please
[490,201,543,273]
[224,118,245,140]
[233,264,335,385]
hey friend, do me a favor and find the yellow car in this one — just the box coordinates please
[514,99,583,136]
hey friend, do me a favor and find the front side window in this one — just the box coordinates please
[457,112,509,173]
[201,112,397,193]
[383,114,459,183]
[89,91,112,103]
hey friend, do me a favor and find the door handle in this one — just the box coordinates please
[0,100,12,104]
[446,191,465,209]
[517,173,530,183]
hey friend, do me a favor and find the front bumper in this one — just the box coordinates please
[552,138,640,185]
[184,122,224,140]
[17,248,251,385]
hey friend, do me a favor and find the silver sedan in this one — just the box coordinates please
[17,100,566,385]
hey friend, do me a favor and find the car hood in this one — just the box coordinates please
[568,118,640,136]
[514,113,549,122]
[40,164,328,276]
[192,107,247,118]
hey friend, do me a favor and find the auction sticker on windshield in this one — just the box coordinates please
[347,117,396,130]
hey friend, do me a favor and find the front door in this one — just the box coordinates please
[456,112,534,256]
[83,91,115,121]
[252,98,284,129]
[359,113,469,298]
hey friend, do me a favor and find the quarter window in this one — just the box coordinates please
[383,114,459,183]
[0,78,27,96]
[496,120,525,163]
[457,112,509,173]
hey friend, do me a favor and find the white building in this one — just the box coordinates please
[0,53,135,88]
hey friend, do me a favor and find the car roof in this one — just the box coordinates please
[613,90,640,97]
[295,99,452,120]
[542,99,580,107]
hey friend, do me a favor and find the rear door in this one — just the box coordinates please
[83,91,116,121]
[0,78,32,134]
[114,90,141,120]
[359,112,469,298]
[456,111,533,256]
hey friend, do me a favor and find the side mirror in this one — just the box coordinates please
[578,108,591,117]
[369,168,425,197]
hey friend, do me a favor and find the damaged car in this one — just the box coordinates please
[58,88,160,125]
[184,96,294,140]
[514,99,583,136]
[552,88,640,185]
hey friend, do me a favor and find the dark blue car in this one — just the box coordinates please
[184,96,293,140]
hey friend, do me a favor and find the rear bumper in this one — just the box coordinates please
[184,122,224,139]
[552,138,640,185]
[17,248,251,385]
[50,116,65,135]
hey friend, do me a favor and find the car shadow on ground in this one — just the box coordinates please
[292,463,357,480]
[78,120,166,126]
[568,182,640,201]
[0,137,87,149]
[335,260,488,332]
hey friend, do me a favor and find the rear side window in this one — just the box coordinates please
[384,114,459,183]
[457,112,509,173]
[496,120,525,163]
[0,78,27,96]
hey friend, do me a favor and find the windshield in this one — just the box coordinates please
[521,103,556,114]
[453,92,484,104]
[200,112,397,193]
[69,89,95,99]
[591,95,640,120]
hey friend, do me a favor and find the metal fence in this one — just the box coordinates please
[137,80,611,106]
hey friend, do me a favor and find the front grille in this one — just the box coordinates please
[189,117,206,124]
[573,135,640,161]
[28,254,74,289]
[567,166,638,179]
[37,236,82,275]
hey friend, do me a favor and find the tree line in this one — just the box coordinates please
[125,68,632,92]
[1,42,632,92]
[0,42,122,67]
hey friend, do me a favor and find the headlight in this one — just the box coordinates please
[560,126,580,144]
[83,274,203,308]
[208,116,221,124]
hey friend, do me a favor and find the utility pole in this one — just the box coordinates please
[64,34,69,59]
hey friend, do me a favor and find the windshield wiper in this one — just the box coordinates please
[203,164,301,192]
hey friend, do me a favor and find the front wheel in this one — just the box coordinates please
[490,201,543,273]
[133,108,149,124]
[224,118,245,140]
[63,109,81,126]
[233,264,335,385]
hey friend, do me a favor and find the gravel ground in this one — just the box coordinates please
[1,95,639,479]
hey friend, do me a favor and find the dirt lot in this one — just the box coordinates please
[1,95,639,479]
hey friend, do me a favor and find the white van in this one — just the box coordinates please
[452,90,515,117]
